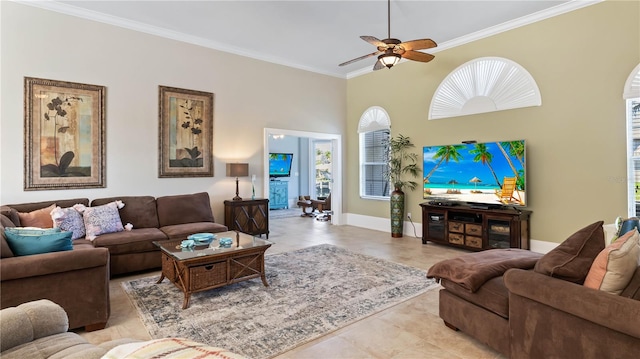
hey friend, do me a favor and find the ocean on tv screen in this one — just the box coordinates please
[422,140,526,206]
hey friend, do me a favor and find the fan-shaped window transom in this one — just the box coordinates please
[358,106,391,133]
[624,64,640,100]
[429,57,541,120]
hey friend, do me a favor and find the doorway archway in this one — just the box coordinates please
[264,128,342,225]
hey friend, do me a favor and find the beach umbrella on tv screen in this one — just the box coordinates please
[448,179,458,189]
[469,176,481,190]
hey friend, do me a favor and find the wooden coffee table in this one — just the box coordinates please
[153,231,272,309]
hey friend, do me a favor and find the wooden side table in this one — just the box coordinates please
[224,198,269,238]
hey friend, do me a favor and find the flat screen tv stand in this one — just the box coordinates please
[420,202,531,251]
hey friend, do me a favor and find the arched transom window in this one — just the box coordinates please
[429,57,542,120]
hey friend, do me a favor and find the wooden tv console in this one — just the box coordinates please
[420,203,531,251]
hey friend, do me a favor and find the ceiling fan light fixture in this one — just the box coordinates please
[379,53,400,69]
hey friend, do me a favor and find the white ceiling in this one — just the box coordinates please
[23,1,597,78]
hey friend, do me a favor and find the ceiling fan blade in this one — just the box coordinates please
[399,39,437,51]
[373,60,385,71]
[402,50,435,63]
[339,51,382,67]
[360,35,387,48]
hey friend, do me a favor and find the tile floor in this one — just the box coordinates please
[77,215,503,359]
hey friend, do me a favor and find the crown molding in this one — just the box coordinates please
[13,0,346,78]
[347,0,603,79]
[14,0,602,80]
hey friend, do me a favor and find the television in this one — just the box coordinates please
[423,140,527,208]
[269,153,293,178]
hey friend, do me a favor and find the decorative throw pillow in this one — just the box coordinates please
[534,220,606,284]
[51,204,86,240]
[17,204,56,228]
[584,228,640,295]
[4,227,72,256]
[83,201,125,240]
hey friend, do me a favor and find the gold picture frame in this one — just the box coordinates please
[24,77,106,190]
[158,86,214,178]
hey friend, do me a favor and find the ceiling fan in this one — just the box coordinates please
[339,0,437,71]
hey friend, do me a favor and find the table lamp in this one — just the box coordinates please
[226,163,249,201]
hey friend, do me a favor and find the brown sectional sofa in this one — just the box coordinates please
[430,249,640,358]
[0,192,228,331]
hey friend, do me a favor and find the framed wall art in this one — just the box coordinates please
[158,86,214,178]
[24,77,106,190]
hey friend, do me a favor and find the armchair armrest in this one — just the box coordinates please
[504,268,640,339]
[0,246,109,281]
[0,299,68,352]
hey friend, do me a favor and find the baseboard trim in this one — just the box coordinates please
[344,213,422,238]
[344,213,569,252]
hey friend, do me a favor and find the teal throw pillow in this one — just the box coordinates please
[4,227,73,256]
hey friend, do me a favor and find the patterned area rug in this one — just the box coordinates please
[122,244,438,359]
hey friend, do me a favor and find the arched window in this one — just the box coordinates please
[429,57,541,119]
[359,106,391,199]
[625,64,640,216]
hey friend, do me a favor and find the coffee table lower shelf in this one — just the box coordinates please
[157,247,270,309]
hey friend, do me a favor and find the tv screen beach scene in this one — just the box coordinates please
[269,153,293,177]
[423,140,526,206]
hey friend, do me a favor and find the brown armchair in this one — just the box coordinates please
[296,193,331,220]
[297,196,316,217]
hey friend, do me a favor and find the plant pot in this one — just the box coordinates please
[390,188,405,238]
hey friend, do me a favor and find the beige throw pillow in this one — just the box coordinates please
[584,228,640,295]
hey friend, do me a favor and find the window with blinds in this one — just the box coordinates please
[360,129,390,198]
[359,106,391,199]
[630,99,640,216]
[626,65,640,216]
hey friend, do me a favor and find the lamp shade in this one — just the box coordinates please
[226,163,249,177]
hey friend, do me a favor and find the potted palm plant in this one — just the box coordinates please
[383,134,421,237]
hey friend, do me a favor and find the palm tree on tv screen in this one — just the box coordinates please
[498,141,526,190]
[470,143,501,187]
[424,145,464,183]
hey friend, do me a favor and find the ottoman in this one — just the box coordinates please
[427,249,542,356]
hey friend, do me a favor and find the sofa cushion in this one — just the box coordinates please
[156,192,214,227]
[51,205,86,240]
[91,228,168,255]
[17,204,55,228]
[534,220,605,284]
[441,276,510,318]
[584,229,640,295]
[91,196,159,229]
[4,228,73,256]
[83,201,125,240]
[1,332,96,359]
[0,299,69,353]
[160,222,228,240]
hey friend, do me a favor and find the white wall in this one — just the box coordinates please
[0,2,346,222]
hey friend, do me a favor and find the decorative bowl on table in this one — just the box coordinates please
[187,233,216,245]
[218,237,233,248]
